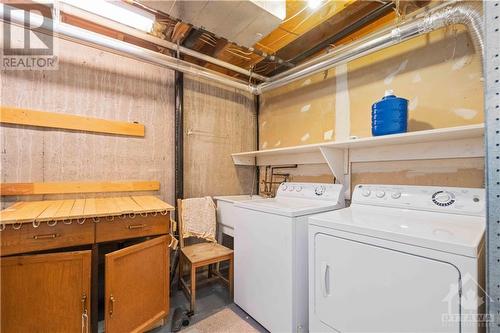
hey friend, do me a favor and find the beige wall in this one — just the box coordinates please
[183,76,256,198]
[258,23,484,193]
[0,37,176,206]
[259,25,483,147]
[0,37,257,207]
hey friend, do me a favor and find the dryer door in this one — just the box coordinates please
[312,233,461,332]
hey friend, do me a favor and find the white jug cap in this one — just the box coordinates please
[384,89,394,97]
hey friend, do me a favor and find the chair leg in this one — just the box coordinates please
[178,254,183,291]
[190,264,196,313]
[229,256,234,300]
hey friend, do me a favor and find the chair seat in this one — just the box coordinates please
[181,242,233,265]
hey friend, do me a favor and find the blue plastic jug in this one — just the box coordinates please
[371,90,408,136]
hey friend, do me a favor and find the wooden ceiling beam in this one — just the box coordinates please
[171,22,192,45]
[257,1,392,76]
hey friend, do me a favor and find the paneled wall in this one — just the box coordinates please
[1,37,175,206]
[183,76,256,198]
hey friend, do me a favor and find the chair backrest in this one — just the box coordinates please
[177,197,217,248]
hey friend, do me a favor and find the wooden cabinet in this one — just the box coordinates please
[0,215,172,332]
[1,250,92,333]
[0,196,174,332]
[95,215,169,243]
[0,221,95,256]
[105,236,170,333]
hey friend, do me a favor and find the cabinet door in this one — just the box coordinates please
[1,250,91,333]
[105,235,169,333]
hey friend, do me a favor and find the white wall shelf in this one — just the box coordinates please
[232,124,485,187]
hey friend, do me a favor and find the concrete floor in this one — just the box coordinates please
[150,273,267,333]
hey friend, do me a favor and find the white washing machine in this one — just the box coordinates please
[308,184,485,333]
[234,182,345,333]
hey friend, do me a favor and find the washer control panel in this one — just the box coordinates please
[352,184,485,216]
[277,182,344,202]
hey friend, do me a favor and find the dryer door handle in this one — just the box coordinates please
[321,262,331,297]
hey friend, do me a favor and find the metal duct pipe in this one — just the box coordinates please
[58,3,269,82]
[255,1,483,94]
[0,4,257,94]
[0,1,483,96]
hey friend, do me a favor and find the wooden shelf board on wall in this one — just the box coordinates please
[0,106,145,137]
[0,181,160,196]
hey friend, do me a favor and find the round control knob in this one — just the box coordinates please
[362,189,371,197]
[376,191,386,198]
[288,186,295,192]
[434,192,451,203]
[432,190,455,206]
[295,186,302,192]
[281,185,287,191]
[315,186,325,196]
[391,191,402,199]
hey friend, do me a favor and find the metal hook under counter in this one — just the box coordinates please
[47,220,58,227]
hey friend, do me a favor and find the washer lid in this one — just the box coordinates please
[235,197,344,217]
[309,205,485,257]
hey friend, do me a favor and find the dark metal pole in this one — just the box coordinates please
[174,71,184,209]
[171,67,184,289]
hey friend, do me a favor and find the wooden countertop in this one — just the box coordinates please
[0,196,174,225]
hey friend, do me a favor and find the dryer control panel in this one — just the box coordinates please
[277,182,345,202]
[352,184,485,216]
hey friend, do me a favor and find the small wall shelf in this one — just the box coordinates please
[232,124,485,189]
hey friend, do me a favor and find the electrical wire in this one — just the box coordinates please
[254,64,270,73]
[199,36,216,47]
[227,47,254,56]
[280,2,309,24]
[201,33,218,43]
[224,49,251,60]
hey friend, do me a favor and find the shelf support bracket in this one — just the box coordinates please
[319,147,345,184]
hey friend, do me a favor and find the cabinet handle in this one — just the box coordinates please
[321,262,331,297]
[109,295,115,317]
[33,233,59,240]
[128,224,146,230]
[81,293,88,333]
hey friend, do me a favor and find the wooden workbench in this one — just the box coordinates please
[0,195,175,333]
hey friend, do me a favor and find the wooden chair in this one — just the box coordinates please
[177,198,234,314]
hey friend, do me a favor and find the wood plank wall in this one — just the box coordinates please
[183,76,256,198]
[0,36,175,207]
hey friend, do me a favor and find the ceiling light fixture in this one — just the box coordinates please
[307,0,323,10]
[60,0,155,32]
